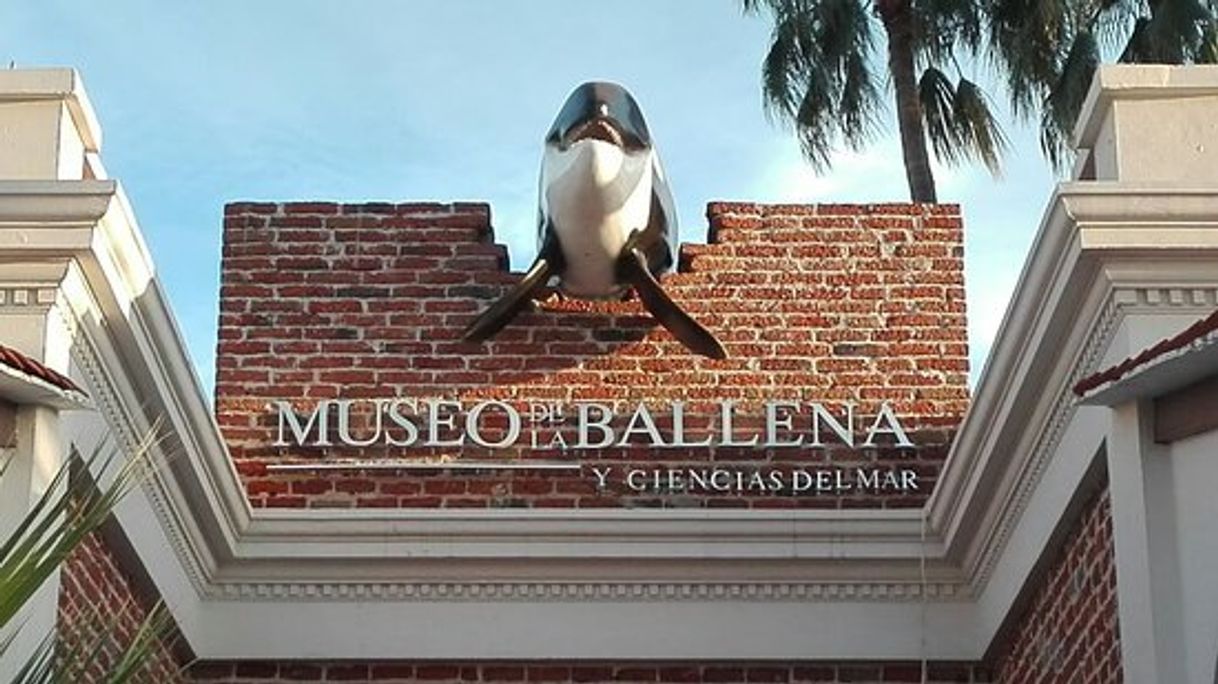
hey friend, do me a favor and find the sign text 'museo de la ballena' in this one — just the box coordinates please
[273,399,914,450]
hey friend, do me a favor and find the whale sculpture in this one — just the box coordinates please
[462,81,726,359]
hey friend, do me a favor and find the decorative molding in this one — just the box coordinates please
[207,580,963,603]
[1114,286,1218,310]
[0,179,114,224]
[968,285,1216,596]
[55,284,214,597]
[0,287,57,310]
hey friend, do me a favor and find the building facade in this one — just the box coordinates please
[0,65,1216,682]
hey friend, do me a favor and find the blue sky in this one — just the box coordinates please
[2,1,1059,394]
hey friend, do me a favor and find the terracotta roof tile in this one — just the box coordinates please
[0,343,84,395]
[1073,308,1218,397]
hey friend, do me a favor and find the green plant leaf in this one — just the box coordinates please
[1,427,175,683]
[953,77,1008,174]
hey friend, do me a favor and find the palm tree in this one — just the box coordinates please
[743,0,1006,202]
[990,0,1218,168]
[745,0,1218,191]
[1,436,179,683]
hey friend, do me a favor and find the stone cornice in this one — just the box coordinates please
[0,180,112,226]
[928,185,1218,584]
[1073,65,1218,148]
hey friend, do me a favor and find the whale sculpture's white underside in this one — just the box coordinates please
[541,139,666,298]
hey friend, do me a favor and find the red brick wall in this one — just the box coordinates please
[188,660,992,683]
[990,487,1122,682]
[57,528,186,682]
[215,201,969,509]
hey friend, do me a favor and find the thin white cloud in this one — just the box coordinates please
[750,135,971,204]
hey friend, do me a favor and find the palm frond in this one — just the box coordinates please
[793,66,837,169]
[1130,0,1211,62]
[1,427,173,683]
[913,0,985,60]
[1092,0,1142,53]
[1201,20,1218,61]
[953,78,1008,174]
[988,0,1073,117]
[840,50,883,148]
[754,0,882,169]
[920,69,1007,173]
[1120,16,1155,61]
[832,0,882,148]
[107,603,176,683]
[761,9,806,120]
[920,66,960,162]
[0,435,158,630]
[1042,29,1100,168]
[742,0,779,14]
[57,597,178,684]
[9,631,56,684]
[985,0,1215,172]
[815,0,869,68]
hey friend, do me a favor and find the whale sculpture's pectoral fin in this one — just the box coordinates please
[462,237,560,343]
[619,242,727,360]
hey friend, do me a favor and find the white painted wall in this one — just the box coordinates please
[1168,427,1218,683]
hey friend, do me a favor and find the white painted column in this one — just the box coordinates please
[1107,400,1188,683]
[0,297,66,681]
[0,405,66,680]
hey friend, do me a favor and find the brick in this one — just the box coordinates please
[215,201,968,512]
[745,666,789,682]
[285,202,339,214]
[234,661,279,677]
[416,665,462,680]
[881,663,924,681]
[527,666,572,681]
[990,488,1121,681]
[226,201,278,215]
[658,667,701,682]
[327,663,372,680]
[483,666,527,681]
[614,667,659,681]
[279,663,325,679]
[247,479,289,496]
[188,662,235,679]
[702,667,746,683]
[790,667,836,682]
[836,665,881,682]
[370,664,415,679]
[570,666,614,682]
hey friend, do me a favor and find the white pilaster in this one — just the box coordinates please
[1107,400,1187,683]
[0,67,101,679]
[0,405,66,681]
